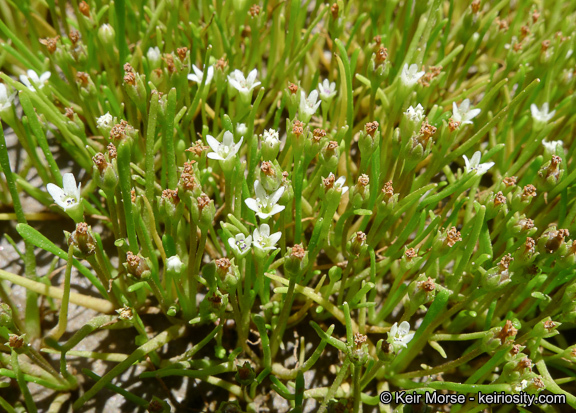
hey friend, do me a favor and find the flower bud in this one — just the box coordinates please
[349,332,369,366]
[358,121,380,160]
[261,129,281,161]
[98,24,115,47]
[124,251,152,279]
[510,185,537,211]
[536,155,564,191]
[235,361,256,386]
[65,222,97,258]
[346,231,367,256]
[284,244,308,277]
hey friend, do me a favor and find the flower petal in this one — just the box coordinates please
[46,183,64,204]
[269,186,285,205]
[206,135,221,152]
[244,198,260,213]
[62,173,77,195]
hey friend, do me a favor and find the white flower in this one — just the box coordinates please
[463,151,494,175]
[206,131,243,162]
[20,70,51,91]
[0,84,16,112]
[542,139,563,154]
[452,99,481,125]
[245,180,285,219]
[147,47,161,66]
[46,173,81,210]
[187,64,214,86]
[326,173,349,195]
[530,103,555,123]
[228,233,252,256]
[228,68,261,94]
[166,255,183,272]
[253,224,282,252]
[317,79,336,100]
[299,89,322,122]
[404,104,425,123]
[236,123,247,136]
[386,321,415,353]
[96,112,113,129]
[262,129,280,148]
[514,379,529,393]
[400,63,425,87]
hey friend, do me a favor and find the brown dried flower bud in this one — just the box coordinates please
[354,332,367,349]
[471,0,481,13]
[522,184,537,201]
[418,119,437,144]
[497,320,518,343]
[510,344,522,356]
[543,320,557,332]
[494,191,507,206]
[498,254,513,272]
[162,189,179,205]
[357,174,369,187]
[382,181,394,199]
[79,1,90,17]
[405,248,417,260]
[260,161,275,176]
[331,3,339,19]
[497,18,509,31]
[532,10,540,23]
[292,122,304,137]
[180,173,197,191]
[323,173,335,190]
[525,237,536,254]
[131,189,136,203]
[503,176,517,187]
[93,153,108,172]
[125,252,150,278]
[419,277,435,292]
[248,5,261,17]
[291,244,306,260]
[541,40,551,53]
[448,118,460,132]
[312,128,326,141]
[39,36,60,54]
[124,63,134,73]
[64,107,75,120]
[365,121,379,137]
[215,258,231,274]
[164,54,175,73]
[355,231,367,244]
[215,56,228,71]
[69,29,80,45]
[9,334,24,349]
[124,72,136,86]
[117,306,133,320]
[76,71,89,86]
[197,194,211,210]
[532,377,545,390]
[513,42,523,52]
[288,82,298,94]
[182,160,196,174]
[445,226,462,247]
[176,47,188,61]
[107,143,117,159]
[186,140,210,156]
[520,25,530,40]
[375,46,388,65]
[517,358,532,371]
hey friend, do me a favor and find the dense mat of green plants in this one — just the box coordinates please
[1,0,576,411]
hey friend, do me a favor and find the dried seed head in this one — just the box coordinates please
[180,173,197,191]
[292,120,304,137]
[365,121,379,137]
[419,65,442,87]
[215,55,228,71]
[375,46,388,65]
[164,54,175,73]
[76,71,89,86]
[323,173,335,190]
[260,161,275,176]
[79,1,90,17]
[248,5,261,17]
[9,334,24,349]
[419,277,435,292]
[543,320,557,332]
[498,254,513,271]
[69,29,80,45]
[373,35,381,45]
[65,107,75,120]
[215,258,231,274]
[541,40,551,53]
[445,226,462,247]
[532,9,540,23]
[510,344,522,356]
[207,292,222,308]
[471,0,481,13]
[513,42,523,52]
[39,36,60,54]
[183,161,196,174]
[494,191,507,206]
[107,143,117,159]
[448,118,461,132]
[282,171,289,182]
[518,357,532,371]
[525,237,536,254]
[405,248,417,260]
[288,82,298,94]
[124,72,136,86]
[312,128,326,141]
[520,25,530,40]
[382,181,394,199]
[131,189,136,203]
[497,320,518,343]
[176,47,188,61]
[357,174,369,187]
[148,399,164,413]
[93,153,108,172]
[197,194,211,210]
[354,332,367,349]
[125,252,150,278]
[117,306,133,320]
[291,244,306,260]
[497,18,509,31]
[503,176,517,187]
[186,140,210,156]
[418,119,437,144]
[355,231,367,244]
[326,140,338,151]
[124,63,134,73]
[521,184,537,201]
[331,3,339,19]
[532,377,545,390]
[162,189,179,204]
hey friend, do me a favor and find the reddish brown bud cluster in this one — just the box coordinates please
[405,248,417,260]
[471,0,481,13]
[503,176,517,187]
[365,121,379,137]
[215,258,231,274]
[375,46,388,65]
[39,36,60,54]
[525,237,536,254]
[354,332,367,349]
[186,140,210,156]
[382,181,394,199]
[498,254,513,272]
[164,54,175,73]
[357,174,369,187]
[261,161,275,176]
[197,194,211,210]
[288,83,298,94]
[162,189,179,204]
[69,30,80,45]
[494,191,507,206]
[107,143,117,159]
[312,128,326,141]
[291,244,306,260]
[124,63,134,73]
[445,226,462,247]
[124,72,136,86]
[76,72,90,86]
[65,107,75,120]
[176,47,188,61]
[248,5,261,17]
[93,153,108,172]
[419,65,442,87]
[331,3,339,19]
[419,277,435,292]
[323,174,335,189]
[521,184,537,201]
[418,120,437,145]
[215,56,228,71]
[292,120,304,137]
[497,320,518,343]
[448,118,460,132]
[79,1,90,17]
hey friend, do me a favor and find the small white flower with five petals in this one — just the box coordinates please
[0,84,16,112]
[228,233,252,256]
[299,89,322,122]
[452,99,481,125]
[206,131,243,162]
[245,180,285,219]
[404,104,425,123]
[317,79,337,101]
[188,64,214,86]
[46,173,84,222]
[262,129,280,148]
[542,139,563,155]
[463,151,494,175]
[228,69,261,96]
[253,224,282,253]
[166,255,184,273]
[530,103,555,124]
[386,321,415,354]
[20,70,51,91]
[400,64,425,87]
[96,112,114,129]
